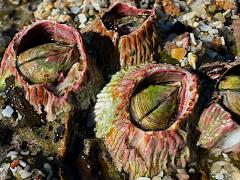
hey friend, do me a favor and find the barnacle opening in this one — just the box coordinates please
[129,73,181,131]
[15,22,74,55]
[14,21,81,85]
[102,3,151,36]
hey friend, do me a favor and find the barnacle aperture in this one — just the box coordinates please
[17,43,79,84]
[82,2,160,73]
[130,78,180,131]
[94,64,198,179]
[102,5,149,36]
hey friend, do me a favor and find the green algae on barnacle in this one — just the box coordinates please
[94,63,199,179]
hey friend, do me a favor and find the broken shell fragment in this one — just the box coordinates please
[82,2,160,73]
[94,63,199,179]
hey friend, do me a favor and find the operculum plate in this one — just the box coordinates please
[130,83,179,131]
[17,43,79,84]
[219,75,240,91]
[222,90,240,116]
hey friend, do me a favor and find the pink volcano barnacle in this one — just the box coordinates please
[0,20,103,156]
[82,2,160,73]
[198,62,240,153]
[94,63,199,179]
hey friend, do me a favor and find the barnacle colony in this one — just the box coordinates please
[94,63,199,179]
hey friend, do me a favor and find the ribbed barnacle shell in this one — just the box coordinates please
[82,2,160,73]
[0,20,103,155]
[94,64,199,179]
[198,62,240,153]
[197,103,238,149]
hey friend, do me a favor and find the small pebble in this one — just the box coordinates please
[47,156,54,161]
[78,13,87,24]
[10,159,19,168]
[158,170,164,177]
[171,48,187,61]
[212,21,223,29]
[209,29,218,35]
[207,4,216,13]
[6,151,18,160]
[189,168,196,173]
[178,11,196,22]
[19,169,32,179]
[232,172,240,180]
[19,160,27,168]
[215,173,224,180]
[190,33,197,46]
[70,6,80,14]
[44,163,53,180]
[21,150,30,156]
[223,9,231,17]
[199,22,212,31]
[231,15,239,20]
[162,175,173,180]
[152,176,162,180]
[192,21,199,28]
[24,165,31,171]
[10,167,17,174]
[31,168,45,177]
[221,36,225,46]
[2,105,14,117]
[0,163,10,172]
[213,13,226,23]
[176,41,183,47]
[136,177,151,180]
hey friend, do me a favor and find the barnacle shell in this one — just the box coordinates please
[197,103,238,149]
[94,64,199,179]
[198,62,240,153]
[82,2,160,73]
[0,20,103,155]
